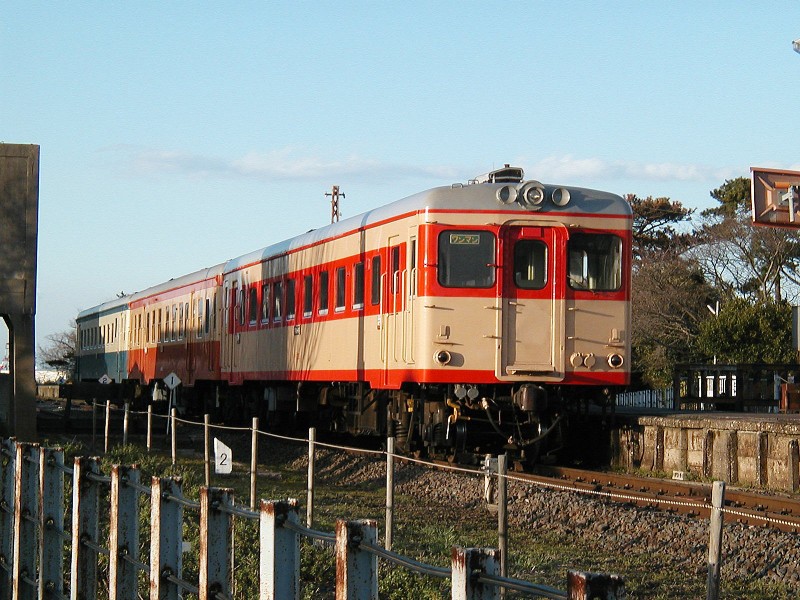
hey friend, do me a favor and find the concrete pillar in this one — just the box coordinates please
[0,144,39,441]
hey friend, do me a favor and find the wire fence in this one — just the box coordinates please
[1,404,627,600]
[21,398,790,598]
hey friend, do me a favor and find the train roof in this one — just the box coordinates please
[78,169,632,317]
[224,176,631,272]
[77,263,225,320]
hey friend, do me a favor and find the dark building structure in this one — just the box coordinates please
[0,144,38,440]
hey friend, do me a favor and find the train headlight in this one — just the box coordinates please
[496,184,518,205]
[517,181,545,208]
[607,353,624,369]
[552,188,571,206]
[434,350,452,366]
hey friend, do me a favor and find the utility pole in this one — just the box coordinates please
[326,185,345,223]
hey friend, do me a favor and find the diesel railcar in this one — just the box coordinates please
[75,166,632,460]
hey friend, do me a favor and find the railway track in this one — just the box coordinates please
[526,465,800,534]
[429,456,800,533]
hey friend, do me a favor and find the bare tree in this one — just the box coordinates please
[37,322,77,382]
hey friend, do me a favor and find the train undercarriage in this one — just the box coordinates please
[138,378,616,465]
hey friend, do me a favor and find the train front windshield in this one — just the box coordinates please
[437,231,496,288]
[567,233,622,291]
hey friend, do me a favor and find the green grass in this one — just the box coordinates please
[38,434,800,599]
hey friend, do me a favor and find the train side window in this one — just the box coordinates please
[335,267,346,312]
[286,279,296,321]
[184,303,189,337]
[514,240,547,289]
[179,304,184,339]
[260,284,269,323]
[165,308,171,342]
[438,231,496,288]
[409,238,417,297]
[197,300,203,338]
[273,281,283,322]
[238,289,246,326]
[567,233,622,291]
[172,305,178,341]
[391,246,400,294]
[249,287,258,325]
[318,271,329,315]
[303,275,313,318]
[371,256,381,305]
[353,262,364,309]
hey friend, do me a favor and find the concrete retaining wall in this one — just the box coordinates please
[612,414,800,492]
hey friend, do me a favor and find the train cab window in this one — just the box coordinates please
[353,262,364,309]
[303,275,313,318]
[370,256,381,305]
[335,267,346,312]
[568,233,623,291]
[514,240,547,290]
[318,271,329,315]
[273,281,283,322]
[249,287,258,325]
[286,279,296,321]
[438,231,496,288]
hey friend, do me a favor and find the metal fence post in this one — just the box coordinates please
[497,454,508,584]
[251,417,259,510]
[105,400,111,453]
[307,427,316,528]
[71,456,101,600]
[204,414,211,487]
[707,480,726,600]
[150,476,184,600]
[39,446,65,600]
[451,547,501,600]
[123,402,130,446]
[567,571,625,599]
[171,408,178,466]
[12,442,38,600]
[147,405,153,452]
[385,436,395,551]
[0,439,17,600]
[91,401,97,453]
[200,487,234,600]
[259,499,300,600]
[335,519,378,600]
[109,465,140,600]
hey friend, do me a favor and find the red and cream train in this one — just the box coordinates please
[76,166,631,459]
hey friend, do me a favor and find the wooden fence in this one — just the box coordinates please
[0,435,624,600]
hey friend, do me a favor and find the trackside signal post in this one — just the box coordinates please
[0,144,38,441]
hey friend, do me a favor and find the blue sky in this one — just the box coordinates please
[3,2,800,356]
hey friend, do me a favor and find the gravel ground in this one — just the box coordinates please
[272,438,800,595]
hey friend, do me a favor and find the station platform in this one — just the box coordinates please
[609,410,800,492]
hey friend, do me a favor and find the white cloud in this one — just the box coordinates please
[524,154,738,184]
[108,145,458,183]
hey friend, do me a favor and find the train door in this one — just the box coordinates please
[381,236,410,385]
[222,282,236,374]
[500,225,565,376]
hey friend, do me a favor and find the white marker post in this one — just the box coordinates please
[163,372,181,434]
[214,438,233,475]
